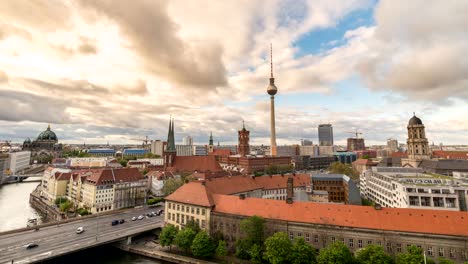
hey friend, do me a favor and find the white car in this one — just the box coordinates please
[137,215,144,220]
[76,227,84,234]
[131,216,137,221]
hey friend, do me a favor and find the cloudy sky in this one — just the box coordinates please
[0,0,467,146]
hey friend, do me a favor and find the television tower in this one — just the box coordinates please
[267,44,278,156]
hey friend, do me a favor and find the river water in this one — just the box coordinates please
[0,182,161,263]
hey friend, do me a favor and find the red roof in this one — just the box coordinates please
[433,150,468,159]
[353,159,375,165]
[204,174,310,195]
[172,156,223,173]
[209,149,232,157]
[85,167,144,185]
[212,195,468,237]
[391,152,408,158]
[165,181,214,207]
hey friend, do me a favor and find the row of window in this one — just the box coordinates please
[168,203,206,215]
[167,212,206,228]
[287,231,466,260]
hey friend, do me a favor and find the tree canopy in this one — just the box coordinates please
[240,215,265,246]
[291,237,317,264]
[317,241,355,264]
[159,224,178,249]
[328,162,359,181]
[396,245,426,264]
[355,245,394,264]
[174,227,196,253]
[264,232,293,264]
[162,178,184,196]
[191,231,216,258]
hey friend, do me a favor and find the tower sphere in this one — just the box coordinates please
[267,79,278,95]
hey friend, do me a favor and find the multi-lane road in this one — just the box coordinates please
[0,207,164,264]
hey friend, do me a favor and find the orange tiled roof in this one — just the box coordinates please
[85,167,144,185]
[212,194,468,237]
[433,150,468,159]
[209,149,232,157]
[204,174,310,195]
[172,156,223,173]
[391,152,408,158]
[165,181,214,207]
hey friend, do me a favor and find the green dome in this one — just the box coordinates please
[37,125,58,141]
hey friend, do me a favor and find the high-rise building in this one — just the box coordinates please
[387,138,399,152]
[347,138,365,151]
[238,122,250,157]
[267,44,278,156]
[150,140,165,156]
[318,124,333,146]
[301,139,313,146]
[182,136,193,146]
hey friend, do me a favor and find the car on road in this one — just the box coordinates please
[146,213,153,217]
[137,215,144,220]
[119,219,125,224]
[157,209,164,215]
[150,211,156,217]
[25,243,38,249]
[111,220,119,226]
[76,227,84,234]
[132,216,137,221]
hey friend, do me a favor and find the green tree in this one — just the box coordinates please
[240,215,266,247]
[215,240,227,259]
[317,241,355,264]
[54,197,68,205]
[119,159,128,167]
[356,245,393,264]
[235,239,251,260]
[291,237,317,264]
[328,162,359,181]
[162,178,184,196]
[249,244,263,264]
[160,224,178,250]
[185,219,201,234]
[361,154,370,159]
[396,245,425,264]
[59,200,73,212]
[264,232,293,264]
[174,227,196,253]
[191,231,216,258]
[438,258,455,264]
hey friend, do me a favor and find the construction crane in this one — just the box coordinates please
[129,136,152,146]
[347,129,363,139]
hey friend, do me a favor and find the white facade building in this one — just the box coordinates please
[67,157,108,167]
[176,145,193,156]
[8,151,31,174]
[361,167,468,211]
[299,145,319,157]
[193,145,207,156]
[137,158,164,166]
[182,136,193,146]
[150,140,165,156]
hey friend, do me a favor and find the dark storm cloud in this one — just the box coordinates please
[0,90,72,123]
[78,0,227,90]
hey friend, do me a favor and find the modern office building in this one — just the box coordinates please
[176,145,193,156]
[193,145,207,156]
[150,140,165,156]
[360,167,468,211]
[333,152,357,164]
[182,136,193,146]
[7,151,31,174]
[301,139,313,146]
[318,124,333,146]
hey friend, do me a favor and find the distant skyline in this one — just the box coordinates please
[0,0,467,146]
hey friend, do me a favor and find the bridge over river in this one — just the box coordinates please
[0,207,163,264]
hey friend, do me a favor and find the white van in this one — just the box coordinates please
[76,227,84,234]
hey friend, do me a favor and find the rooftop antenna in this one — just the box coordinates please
[270,43,273,79]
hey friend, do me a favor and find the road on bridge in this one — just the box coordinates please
[0,207,164,264]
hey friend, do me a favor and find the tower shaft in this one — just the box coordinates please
[270,95,277,156]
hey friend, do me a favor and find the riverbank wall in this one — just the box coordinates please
[116,243,218,264]
[29,191,63,222]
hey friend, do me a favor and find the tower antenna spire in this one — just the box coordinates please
[270,43,273,78]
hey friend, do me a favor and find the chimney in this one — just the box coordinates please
[287,177,294,201]
[201,181,206,186]
[374,204,382,210]
[286,197,293,204]
[239,194,245,200]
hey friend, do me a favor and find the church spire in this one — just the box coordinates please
[209,131,213,146]
[166,117,176,152]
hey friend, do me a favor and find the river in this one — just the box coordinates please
[0,182,162,263]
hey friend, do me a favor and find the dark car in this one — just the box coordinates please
[25,243,38,249]
[111,220,119,226]
[119,219,125,224]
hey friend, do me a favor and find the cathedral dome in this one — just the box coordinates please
[37,125,58,141]
[24,138,31,144]
[408,115,423,126]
